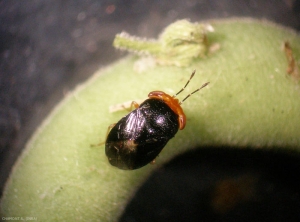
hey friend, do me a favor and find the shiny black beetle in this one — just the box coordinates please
[105,71,209,170]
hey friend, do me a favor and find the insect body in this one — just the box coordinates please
[105,71,209,170]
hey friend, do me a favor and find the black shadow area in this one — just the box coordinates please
[120,146,300,222]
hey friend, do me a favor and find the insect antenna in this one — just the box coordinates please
[172,70,196,98]
[179,82,210,105]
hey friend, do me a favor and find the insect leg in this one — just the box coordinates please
[130,101,140,110]
[90,123,116,147]
[122,101,140,112]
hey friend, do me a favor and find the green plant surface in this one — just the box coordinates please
[1,19,300,221]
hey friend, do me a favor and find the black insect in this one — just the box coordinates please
[105,71,209,170]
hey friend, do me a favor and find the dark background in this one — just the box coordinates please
[1,0,300,218]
